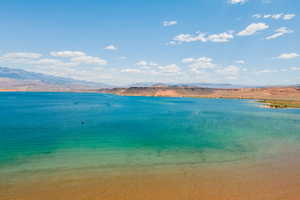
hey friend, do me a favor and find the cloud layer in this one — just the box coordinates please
[237,23,269,36]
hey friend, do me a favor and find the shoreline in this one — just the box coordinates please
[98,86,300,108]
[2,151,300,200]
[2,88,300,108]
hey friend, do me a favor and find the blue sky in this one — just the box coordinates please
[0,0,299,86]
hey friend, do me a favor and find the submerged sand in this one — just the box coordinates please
[1,152,300,200]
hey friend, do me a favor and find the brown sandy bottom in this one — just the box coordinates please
[1,153,300,200]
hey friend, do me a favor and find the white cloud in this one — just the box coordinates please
[182,57,213,65]
[266,13,283,19]
[181,56,242,80]
[135,61,158,68]
[236,60,246,64]
[2,52,42,59]
[173,33,207,43]
[0,52,80,67]
[50,51,86,57]
[290,67,300,71]
[283,14,296,20]
[0,52,112,83]
[31,58,78,67]
[256,67,300,73]
[158,64,180,73]
[172,31,234,44]
[49,51,107,65]
[0,54,78,68]
[252,14,262,19]
[229,0,248,4]
[162,21,177,27]
[216,65,240,76]
[121,69,141,73]
[0,52,43,65]
[70,56,107,65]
[266,27,293,40]
[253,13,296,20]
[182,57,216,73]
[134,60,180,74]
[136,60,148,66]
[104,45,118,51]
[148,62,159,67]
[237,23,269,36]
[276,53,299,59]
[257,69,278,73]
[207,32,234,42]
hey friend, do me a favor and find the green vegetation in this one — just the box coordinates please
[258,100,300,109]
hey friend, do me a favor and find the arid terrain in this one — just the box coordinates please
[99,86,300,108]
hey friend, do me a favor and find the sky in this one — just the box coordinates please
[0,0,299,86]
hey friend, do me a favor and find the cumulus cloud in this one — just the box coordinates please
[257,69,278,73]
[181,56,242,80]
[70,56,107,65]
[173,33,207,43]
[0,51,112,83]
[133,60,180,74]
[283,14,296,20]
[256,66,300,73]
[182,57,215,70]
[171,31,234,44]
[216,65,240,76]
[136,61,158,68]
[0,52,43,65]
[49,51,107,65]
[50,51,86,57]
[31,58,78,67]
[253,13,296,20]
[158,64,180,73]
[104,45,118,50]
[2,52,42,59]
[237,23,269,36]
[290,67,300,71]
[252,14,262,19]
[236,60,246,64]
[266,27,293,40]
[264,14,283,19]
[121,69,141,73]
[276,53,299,59]
[229,0,248,4]
[136,60,148,66]
[162,21,177,27]
[207,32,234,42]
[0,52,81,67]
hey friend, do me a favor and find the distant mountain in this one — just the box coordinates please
[172,83,244,89]
[0,67,112,90]
[127,82,168,87]
[127,82,250,89]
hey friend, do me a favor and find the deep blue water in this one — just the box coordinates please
[0,92,300,177]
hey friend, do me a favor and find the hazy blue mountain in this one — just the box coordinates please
[0,67,112,89]
[127,82,251,89]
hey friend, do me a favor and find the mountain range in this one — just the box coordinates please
[0,67,112,91]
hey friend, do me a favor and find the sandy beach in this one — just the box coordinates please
[1,151,300,200]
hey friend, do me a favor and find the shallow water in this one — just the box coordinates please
[0,92,300,181]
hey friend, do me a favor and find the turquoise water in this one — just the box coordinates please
[1,92,300,179]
